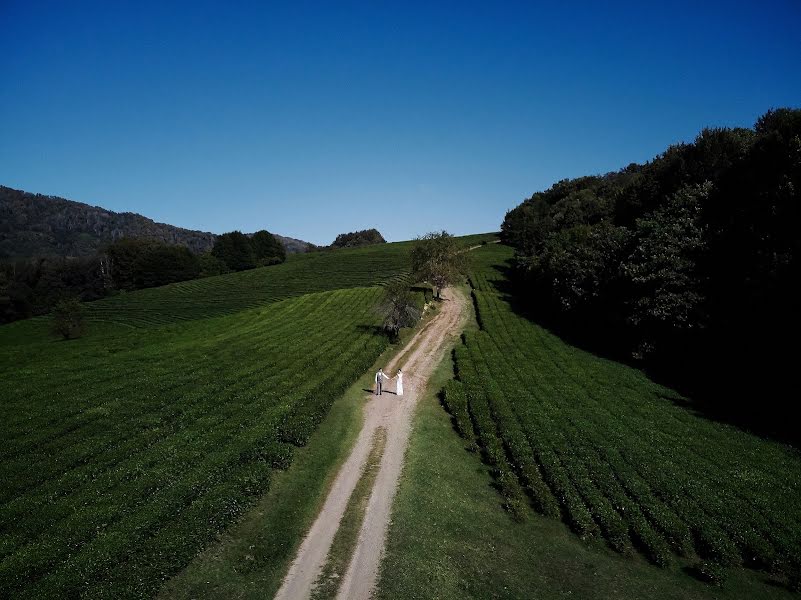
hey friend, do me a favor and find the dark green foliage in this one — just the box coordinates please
[211,231,257,272]
[198,252,229,277]
[693,561,726,586]
[441,380,475,441]
[377,279,421,338]
[0,255,108,324]
[105,238,153,290]
[105,238,201,290]
[500,108,801,442]
[448,244,801,586]
[50,297,85,339]
[621,182,708,358]
[410,231,467,298]
[251,230,287,265]
[134,244,201,288]
[330,228,386,248]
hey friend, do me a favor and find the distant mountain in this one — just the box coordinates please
[272,233,311,254]
[0,185,311,258]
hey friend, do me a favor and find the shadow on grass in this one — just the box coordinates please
[479,258,801,448]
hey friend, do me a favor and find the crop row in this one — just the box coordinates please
[80,244,414,328]
[0,286,393,598]
[443,243,801,583]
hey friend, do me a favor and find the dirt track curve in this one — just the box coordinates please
[274,286,469,600]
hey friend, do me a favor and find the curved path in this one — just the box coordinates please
[274,286,469,600]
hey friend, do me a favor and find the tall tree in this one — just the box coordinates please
[410,231,467,299]
[622,182,709,358]
[211,231,256,272]
[51,297,85,340]
[250,230,286,265]
[377,280,421,338]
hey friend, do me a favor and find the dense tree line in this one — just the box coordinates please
[211,230,286,271]
[501,108,800,442]
[330,228,386,248]
[0,230,287,325]
[0,255,110,323]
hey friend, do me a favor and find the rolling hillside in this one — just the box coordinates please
[0,185,310,258]
[435,243,801,588]
[0,234,493,598]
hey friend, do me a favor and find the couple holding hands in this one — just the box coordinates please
[374,368,403,396]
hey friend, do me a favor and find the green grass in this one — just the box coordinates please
[375,352,798,600]
[437,243,801,590]
[312,426,388,600]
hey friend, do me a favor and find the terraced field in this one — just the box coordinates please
[85,242,415,327]
[81,234,497,329]
[443,244,801,586]
[0,286,397,598]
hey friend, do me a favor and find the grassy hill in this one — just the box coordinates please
[0,233,495,598]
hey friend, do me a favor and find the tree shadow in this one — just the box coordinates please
[355,324,386,336]
[479,258,801,447]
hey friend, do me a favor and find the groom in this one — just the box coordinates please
[375,368,390,395]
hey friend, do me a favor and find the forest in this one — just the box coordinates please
[0,231,287,324]
[500,108,800,443]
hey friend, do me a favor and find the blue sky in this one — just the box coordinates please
[1,1,799,245]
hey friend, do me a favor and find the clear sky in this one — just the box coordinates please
[1,1,799,245]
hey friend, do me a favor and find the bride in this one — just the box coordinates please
[395,369,404,396]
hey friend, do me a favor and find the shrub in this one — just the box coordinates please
[51,297,85,340]
[693,561,726,586]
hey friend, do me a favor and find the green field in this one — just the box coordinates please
[375,336,797,600]
[0,236,440,598]
[0,287,395,598]
[0,234,494,598]
[440,244,801,589]
[82,241,416,327]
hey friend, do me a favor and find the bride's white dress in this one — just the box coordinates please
[396,373,404,396]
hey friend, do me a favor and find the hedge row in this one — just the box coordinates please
[440,246,801,588]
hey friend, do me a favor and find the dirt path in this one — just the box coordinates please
[274,287,469,600]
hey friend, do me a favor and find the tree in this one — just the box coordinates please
[211,231,256,271]
[622,182,709,358]
[496,106,801,443]
[377,280,421,338]
[105,238,201,290]
[198,252,229,277]
[134,245,201,288]
[410,231,467,299]
[105,238,155,290]
[250,230,286,265]
[330,229,387,249]
[51,297,85,340]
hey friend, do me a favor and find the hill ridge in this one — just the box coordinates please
[0,185,311,258]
